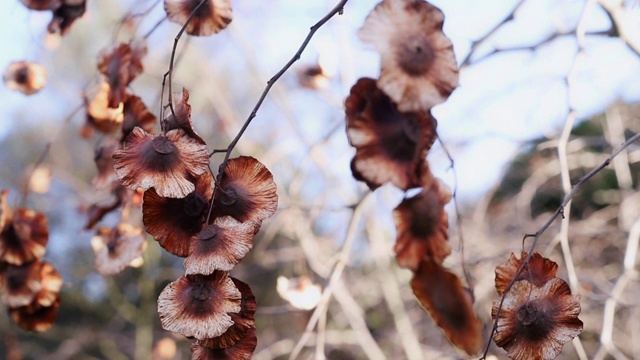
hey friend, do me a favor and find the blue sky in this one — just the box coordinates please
[1,0,640,202]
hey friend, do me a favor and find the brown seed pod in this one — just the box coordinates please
[345,77,436,190]
[358,0,458,112]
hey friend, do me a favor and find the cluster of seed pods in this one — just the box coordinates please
[345,1,583,358]
[0,190,63,332]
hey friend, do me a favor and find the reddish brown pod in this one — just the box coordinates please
[112,127,210,198]
[157,272,241,340]
[3,61,47,95]
[495,251,559,295]
[97,42,146,108]
[345,77,436,191]
[358,0,458,112]
[492,278,583,360]
[0,208,49,266]
[393,177,451,270]
[143,171,213,257]
[212,156,278,225]
[164,0,233,36]
[411,260,482,355]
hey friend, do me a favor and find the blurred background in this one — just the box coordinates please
[1,0,640,359]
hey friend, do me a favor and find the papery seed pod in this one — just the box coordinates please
[0,208,49,266]
[212,156,278,224]
[97,42,146,108]
[122,95,157,142]
[82,82,124,138]
[411,260,482,355]
[91,138,120,190]
[358,0,458,112]
[113,127,210,198]
[143,171,213,257]
[34,262,63,307]
[48,0,86,35]
[158,272,241,340]
[164,88,205,145]
[19,0,60,11]
[91,223,146,275]
[9,294,60,332]
[190,327,257,360]
[198,278,256,349]
[184,216,258,274]
[164,0,233,36]
[393,177,451,270]
[492,278,583,360]
[345,77,436,190]
[3,61,47,95]
[495,251,558,295]
[0,261,42,308]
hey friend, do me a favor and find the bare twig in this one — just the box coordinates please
[597,0,640,57]
[205,0,349,224]
[21,104,83,207]
[166,0,209,129]
[289,192,369,360]
[480,130,640,360]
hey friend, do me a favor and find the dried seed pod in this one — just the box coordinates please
[9,294,60,332]
[158,272,241,340]
[359,0,458,112]
[91,223,146,275]
[198,278,256,349]
[164,88,205,145]
[495,251,558,295]
[0,261,42,308]
[184,216,257,274]
[113,128,210,199]
[143,171,213,257]
[492,278,583,360]
[0,208,49,266]
[164,0,233,36]
[97,42,146,108]
[212,156,278,224]
[190,327,257,360]
[3,61,47,95]
[411,260,482,355]
[393,177,451,270]
[345,77,436,190]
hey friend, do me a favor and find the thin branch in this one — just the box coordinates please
[289,192,369,360]
[436,134,473,290]
[205,0,349,223]
[459,0,527,67]
[21,104,83,207]
[166,0,209,129]
[479,130,640,360]
[597,0,640,57]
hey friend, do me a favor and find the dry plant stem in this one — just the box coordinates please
[593,105,638,360]
[332,280,386,360]
[205,0,349,224]
[135,243,161,360]
[315,307,327,360]
[288,192,369,360]
[592,218,640,360]
[21,103,83,207]
[166,0,209,127]
[459,0,527,67]
[480,130,640,360]
[143,16,168,39]
[367,218,424,360]
[436,134,473,288]
[596,0,640,57]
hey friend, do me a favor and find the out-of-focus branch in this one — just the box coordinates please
[289,192,370,360]
[597,0,640,57]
